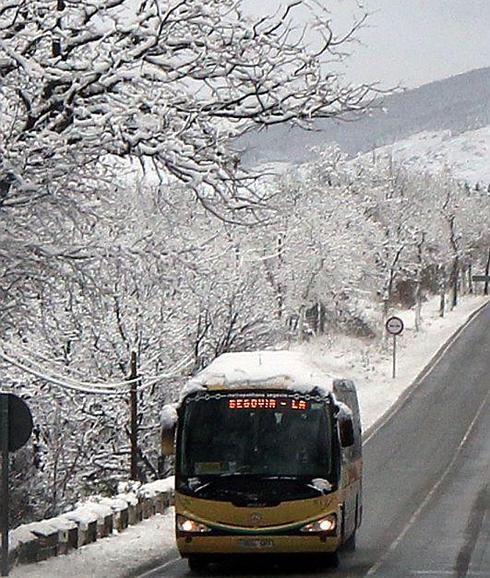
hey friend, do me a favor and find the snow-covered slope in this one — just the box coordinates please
[241,66,490,180]
[363,127,490,185]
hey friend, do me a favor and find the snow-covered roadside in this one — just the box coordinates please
[9,294,488,578]
[295,294,488,432]
[9,510,176,578]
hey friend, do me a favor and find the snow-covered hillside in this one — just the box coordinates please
[365,127,490,186]
[241,66,490,172]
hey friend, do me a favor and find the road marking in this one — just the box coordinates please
[363,300,489,445]
[137,557,181,578]
[366,388,489,576]
[410,570,454,576]
[410,570,488,578]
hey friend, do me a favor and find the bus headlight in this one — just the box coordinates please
[177,515,211,533]
[300,514,337,533]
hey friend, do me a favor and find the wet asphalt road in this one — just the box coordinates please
[136,302,490,578]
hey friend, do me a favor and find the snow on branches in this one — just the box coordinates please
[0,0,374,218]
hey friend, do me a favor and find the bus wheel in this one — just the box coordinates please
[342,531,357,552]
[188,555,207,573]
[318,552,339,568]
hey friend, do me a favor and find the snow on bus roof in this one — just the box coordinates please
[183,350,336,397]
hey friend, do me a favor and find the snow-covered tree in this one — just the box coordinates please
[0,0,374,220]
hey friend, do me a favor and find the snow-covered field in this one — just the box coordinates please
[10,294,488,578]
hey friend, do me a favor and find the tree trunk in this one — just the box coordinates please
[276,285,284,320]
[53,0,66,57]
[414,234,425,332]
[439,265,446,318]
[129,351,139,481]
[414,281,422,332]
[298,306,306,342]
[318,302,326,334]
[460,264,467,295]
[450,257,459,309]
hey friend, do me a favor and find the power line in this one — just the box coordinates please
[0,348,194,395]
[0,350,129,396]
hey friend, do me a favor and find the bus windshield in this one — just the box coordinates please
[179,392,332,480]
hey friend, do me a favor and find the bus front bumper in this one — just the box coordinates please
[177,534,340,556]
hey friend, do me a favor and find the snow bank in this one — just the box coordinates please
[9,511,176,578]
[361,127,490,184]
[139,477,175,499]
[8,476,174,570]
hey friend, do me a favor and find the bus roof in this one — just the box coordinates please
[183,350,337,397]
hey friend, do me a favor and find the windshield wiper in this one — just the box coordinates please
[258,475,297,480]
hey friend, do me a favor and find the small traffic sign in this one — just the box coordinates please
[385,316,404,336]
[1,394,33,452]
[1,394,33,576]
[472,275,490,282]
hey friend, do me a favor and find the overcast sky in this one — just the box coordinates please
[243,0,490,89]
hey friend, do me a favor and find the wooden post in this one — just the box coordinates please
[1,394,9,576]
[485,248,490,296]
[129,352,139,481]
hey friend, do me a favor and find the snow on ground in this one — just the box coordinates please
[10,510,176,578]
[9,293,488,578]
[364,127,490,185]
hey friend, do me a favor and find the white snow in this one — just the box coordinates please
[184,350,335,397]
[334,400,353,419]
[138,478,175,499]
[363,127,490,185]
[9,294,488,578]
[160,403,179,429]
[10,511,176,578]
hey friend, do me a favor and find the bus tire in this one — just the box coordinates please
[318,552,339,568]
[188,555,207,573]
[342,531,356,552]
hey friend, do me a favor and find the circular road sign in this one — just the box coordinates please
[1,393,33,452]
[385,316,404,336]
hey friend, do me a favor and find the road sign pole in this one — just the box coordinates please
[392,335,397,379]
[0,394,10,576]
[386,316,404,380]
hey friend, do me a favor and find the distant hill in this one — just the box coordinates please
[239,67,490,167]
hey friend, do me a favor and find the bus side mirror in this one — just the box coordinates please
[339,416,354,448]
[161,426,176,456]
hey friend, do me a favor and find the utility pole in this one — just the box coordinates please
[129,351,139,481]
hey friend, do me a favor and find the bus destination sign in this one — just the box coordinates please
[228,397,308,410]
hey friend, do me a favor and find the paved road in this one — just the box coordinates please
[137,302,490,578]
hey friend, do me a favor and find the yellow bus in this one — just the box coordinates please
[161,351,362,571]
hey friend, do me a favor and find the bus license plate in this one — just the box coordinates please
[239,539,274,549]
